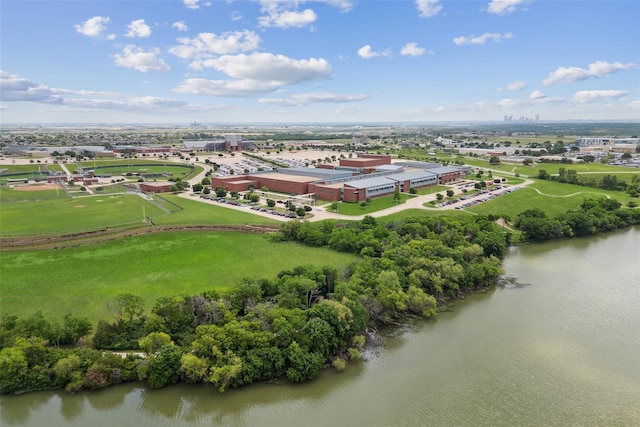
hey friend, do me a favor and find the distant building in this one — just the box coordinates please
[183,134,255,152]
[574,137,639,148]
[139,181,174,193]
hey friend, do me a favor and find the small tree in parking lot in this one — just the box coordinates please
[267,199,276,208]
[446,189,454,198]
[296,207,306,217]
[436,193,444,201]
[215,187,227,197]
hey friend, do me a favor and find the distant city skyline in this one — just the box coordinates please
[1,0,638,124]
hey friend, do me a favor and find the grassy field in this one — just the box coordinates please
[0,188,281,235]
[334,193,413,216]
[0,193,168,235]
[150,194,280,226]
[466,180,632,218]
[1,232,360,323]
[0,163,63,174]
[0,186,69,202]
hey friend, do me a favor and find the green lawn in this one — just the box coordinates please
[0,194,168,236]
[77,159,195,177]
[334,193,413,216]
[0,186,69,202]
[0,163,63,174]
[1,232,359,323]
[466,180,632,218]
[150,194,280,226]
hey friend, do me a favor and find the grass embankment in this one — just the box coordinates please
[1,232,359,324]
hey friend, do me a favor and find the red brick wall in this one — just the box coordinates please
[140,183,172,193]
[309,183,341,201]
[343,186,364,202]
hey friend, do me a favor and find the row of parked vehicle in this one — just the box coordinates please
[250,206,297,218]
[200,194,297,218]
[449,185,523,209]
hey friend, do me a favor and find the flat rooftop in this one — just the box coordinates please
[250,172,319,183]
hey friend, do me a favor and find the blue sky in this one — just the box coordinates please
[1,0,638,124]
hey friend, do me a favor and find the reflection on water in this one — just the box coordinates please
[2,227,639,427]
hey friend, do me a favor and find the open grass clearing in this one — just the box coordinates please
[0,232,360,323]
[466,181,632,218]
[150,194,280,226]
[0,163,63,174]
[0,194,168,236]
[334,193,413,216]
[0,186,69,203]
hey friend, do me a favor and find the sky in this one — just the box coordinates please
[1,0,639,124]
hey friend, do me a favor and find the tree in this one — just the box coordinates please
[0,347,28,393]
[192,183,203,192]
[538,169,550,180]
[61,314,92,344]
[215,187,227,198]
[523,158,533,166]
[139,332,173,354]
[146,344,182,389]
[436,193,444,201]
[106,294,145,324]
[180,353,208,384]
[266,199,276,208]
[296,207,306,217]
[446,189,454,198]
[489,156,500,165]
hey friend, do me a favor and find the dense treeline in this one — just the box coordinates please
[0,215,508,395]
[514,197,640,242]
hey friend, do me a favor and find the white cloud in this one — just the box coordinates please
[0,71,224,117]
[0,70,62,103]
[169,30,261,60]
[497,94,563,108]
[175,52,332,97]
[487,0,531,15]
[258,9,317,29]
[323,0,355,13]
[542,60,636,86]
[174,78,283,97]
[183,0,200,10]
[453,32,513,45]
[400,42,427,57]
[197,53,331,84]
[259,92,368,106]
[500,80,528,91]
[75,16,111,38]
[113,46,170,72]
[572,90,629,104]
[172,21,188,32]
[529,90,546,100]
[336,105,360,114]
[415,0,442,18]
[125,19,151,38]
[357,45,390,59]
